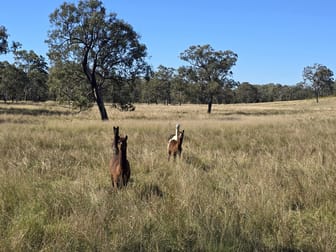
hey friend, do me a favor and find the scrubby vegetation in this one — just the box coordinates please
[1,98,336,251]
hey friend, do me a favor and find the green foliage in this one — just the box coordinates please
[141,66,177,104]
[46,0,148,120]
[48,62,93,110]
[179,45,238,85]
[0,61,28,102]
[0,49,49,103]
[0,25,9,54]
[0,26,21,56]
[0,27,49,102]
[154,65,176,104]
[179,44,238,112]
[14,50,49,101]
[303,63,334,103]
[235,82,259,103]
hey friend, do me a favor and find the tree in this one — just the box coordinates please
[142,78,160,104]
[0,26,9,54]
[235,82,259,103]
[0,61,28,102]
[171,72,187,105]
[180,44,238,113]
[150,65,176,104]
[48,62,93,110]
[46,0,147,120]
[14,50,49,101]
[303,64,334,103]
[0,26,22,55]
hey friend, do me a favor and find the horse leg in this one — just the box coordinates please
[117,176,123,189]
[122,174,127,186]
[112,177,117,189]
[111,175,115,188]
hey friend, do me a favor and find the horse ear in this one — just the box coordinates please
[113,126,119,135]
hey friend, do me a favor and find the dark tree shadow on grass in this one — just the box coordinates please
[0,107,74,117]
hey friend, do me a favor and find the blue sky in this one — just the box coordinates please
[1,0,335,85]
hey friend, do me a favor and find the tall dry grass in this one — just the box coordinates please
[1,99,336,251]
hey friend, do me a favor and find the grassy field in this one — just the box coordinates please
[1,99,336,251]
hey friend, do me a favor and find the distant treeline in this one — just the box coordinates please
[125,80,320,105]
[1,1,334,120]
[1,59,334,106]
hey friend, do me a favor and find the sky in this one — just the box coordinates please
[1,0,335,85]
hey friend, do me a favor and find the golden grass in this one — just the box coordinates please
[1,98,336,251]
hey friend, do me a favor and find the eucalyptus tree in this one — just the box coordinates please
[303,64,334,103]
[171,70,188,105]
[0,26,21,55]
[235,82,259,103]
[180,44,238,113]
[46,0,147,120]
[0,61,28,102]
[14,50,49,101]
[0,26,8,54]
[152,65,176,104]
[48,62,92,110]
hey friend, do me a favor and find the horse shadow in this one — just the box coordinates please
[137,183,164,201]
[183,152,212,172]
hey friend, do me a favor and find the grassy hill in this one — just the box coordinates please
[1,99,336,251]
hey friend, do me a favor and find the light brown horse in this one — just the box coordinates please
[109,127,130,188]
[167,127,184,161]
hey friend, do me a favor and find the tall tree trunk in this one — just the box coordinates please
[315,90,319,103]
[94,85,109,120]
[82,56,109,120]
[207,96,213,114]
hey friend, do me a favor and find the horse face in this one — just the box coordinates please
[179,130,184,139]
[119,135,128,151]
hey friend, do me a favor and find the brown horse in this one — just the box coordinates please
[167,128,184,161]
[109,127,131,188]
